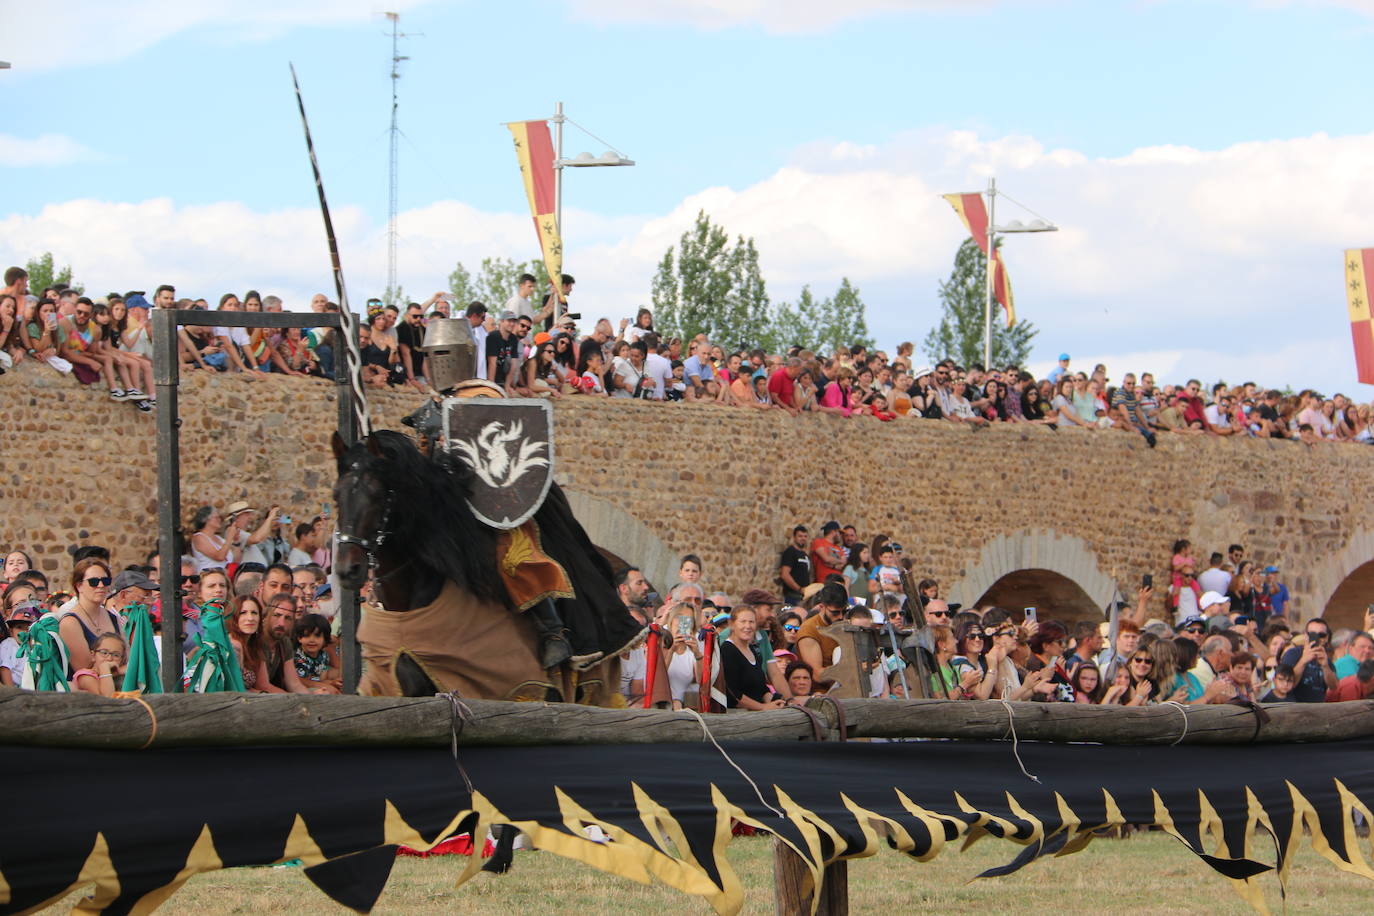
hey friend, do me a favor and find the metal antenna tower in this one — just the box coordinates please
[385,12,410,304]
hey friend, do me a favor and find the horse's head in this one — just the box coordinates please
[331,432,391,590]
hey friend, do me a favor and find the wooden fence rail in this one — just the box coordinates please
[3,687,1371,750]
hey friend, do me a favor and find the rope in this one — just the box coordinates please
[998,699,1041,784]
[130,695,158,750]
[440,691,476,794]
[1163,700,1190,746]
[684,708,784,819]
[335,301,371,438]
[791,704,827,742]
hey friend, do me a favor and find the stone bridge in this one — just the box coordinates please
[3,369,1372,628]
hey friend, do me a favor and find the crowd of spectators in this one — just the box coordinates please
[4,265,1368,446]
[0,504,342,694]
[611,527,1374,710]
[2,519,1368,709]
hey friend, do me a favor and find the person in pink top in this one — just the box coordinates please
[817,366,867,417]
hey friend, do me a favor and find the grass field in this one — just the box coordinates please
[43,829,1374,914]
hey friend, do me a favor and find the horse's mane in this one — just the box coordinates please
[351,429,506,606]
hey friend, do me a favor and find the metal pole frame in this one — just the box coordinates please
[153,308,362,693]
[982,176,996,372]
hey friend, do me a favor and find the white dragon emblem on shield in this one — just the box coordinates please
[452,420,549,489]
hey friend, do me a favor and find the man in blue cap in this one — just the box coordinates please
[1047,352,1071,385]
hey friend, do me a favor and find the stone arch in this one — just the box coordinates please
[947,530,1116,621]
[1315,529,1374,629]
[563,490,677,594]
[971,569,1101,627]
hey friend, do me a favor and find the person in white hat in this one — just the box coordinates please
[226,502,281,568]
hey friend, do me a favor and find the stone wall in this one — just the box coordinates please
[3,363,1373,626]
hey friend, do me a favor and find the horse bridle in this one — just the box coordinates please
[334,469,395,573]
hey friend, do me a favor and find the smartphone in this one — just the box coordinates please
[280,515,292,527]
[1143,573,1153,589]
[322,503,331,520]
[1024,607,1037,624]
[45,313,57,329]
[676,617,692,638]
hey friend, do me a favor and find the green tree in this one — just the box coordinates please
[24,252,77,294]
[822,277,874,353]
[922,238,1037,368]
[724,237,770,349]
[446,257,550,310]
[651,212,875,354]
[652,211,737,342]
[765,299,809,355]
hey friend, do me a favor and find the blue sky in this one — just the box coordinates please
[4,0,1374,392]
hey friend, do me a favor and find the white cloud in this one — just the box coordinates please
[564,0,1001,32]
[565,0,1374,32]
[3,126,1374,395]
[0,0,432,72]
[0,133,102,167]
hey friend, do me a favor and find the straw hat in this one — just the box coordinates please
[224,500,256,520]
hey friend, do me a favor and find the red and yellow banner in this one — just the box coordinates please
[507,120,564,303]
[1346,248,1374,384]
[943,192,1016,327]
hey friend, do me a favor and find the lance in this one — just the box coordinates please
[289,62,371,438]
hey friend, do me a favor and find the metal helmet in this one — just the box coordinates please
[421,318,476,393]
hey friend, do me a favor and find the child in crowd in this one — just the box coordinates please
[1260,664,1297,703]
[293,613,342,693]
[72,633,128,697]
[665,361,687,401]
[868,545,904,600]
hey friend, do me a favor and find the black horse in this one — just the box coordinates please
[331,429,644,696]
[332,429,646,873]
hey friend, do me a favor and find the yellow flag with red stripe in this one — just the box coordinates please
[1346,249,1374,384]
[943,192,1015,327]
[507,120,564,304]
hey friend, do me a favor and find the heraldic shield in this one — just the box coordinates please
[442,397,555,529]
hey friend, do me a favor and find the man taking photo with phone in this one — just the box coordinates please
[1279,618,1339,702]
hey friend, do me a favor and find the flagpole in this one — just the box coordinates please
[983,176,996,371]
[553,101,564,325]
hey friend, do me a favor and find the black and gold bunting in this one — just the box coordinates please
[4,738,1374,914]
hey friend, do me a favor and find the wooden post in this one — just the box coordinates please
[773,837,848,915]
